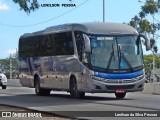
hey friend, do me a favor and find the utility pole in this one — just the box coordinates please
[10,54,12,79]
[152,55,156,82]
[103,0,105,22]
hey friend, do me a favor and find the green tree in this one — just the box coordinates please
[144,54,160,79]
[12,0,39,14]
[141,0,159,15]
[129,0,160,53]
[0,54,18,79]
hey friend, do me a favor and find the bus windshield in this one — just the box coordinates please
[90,35,143,70]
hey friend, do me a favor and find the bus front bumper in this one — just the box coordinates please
[90,77,145,93]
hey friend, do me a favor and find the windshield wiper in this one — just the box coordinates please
[118,45,134,71]
[107,44,115,69]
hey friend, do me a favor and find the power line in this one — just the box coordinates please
[0,0,89,28]
[154,33,160,38]
[153,16,160,24]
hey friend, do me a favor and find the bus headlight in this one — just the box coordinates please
[92,75,106,81]
[136,75,144,81]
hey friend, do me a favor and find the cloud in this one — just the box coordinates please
[7,49,17,55]
[0,1,9,10]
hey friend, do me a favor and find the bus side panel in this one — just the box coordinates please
[38,56,62,89]
[39,55,82,91]
[19,56,34,87]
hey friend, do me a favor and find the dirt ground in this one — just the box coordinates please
[0,104,71,120]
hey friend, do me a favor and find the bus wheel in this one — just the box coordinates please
[70,77,85,99]
[2,85,7,89]
[115,92,126,99]
[35,79,50,96]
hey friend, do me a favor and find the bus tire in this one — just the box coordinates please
[35,78,50,96]
[2,85,7,89]
[115,92,126,99]
[70,76,85,99]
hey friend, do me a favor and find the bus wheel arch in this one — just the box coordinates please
[69,75,85,99]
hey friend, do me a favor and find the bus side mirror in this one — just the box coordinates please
[83,34,91,52]
[139,34,151,51]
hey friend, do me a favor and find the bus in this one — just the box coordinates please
[18,22,150,99]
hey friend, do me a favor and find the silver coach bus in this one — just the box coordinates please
[18,22,150,98]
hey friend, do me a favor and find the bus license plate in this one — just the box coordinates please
[115,89,125,93]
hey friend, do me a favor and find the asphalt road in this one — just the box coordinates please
[0,86,160,120]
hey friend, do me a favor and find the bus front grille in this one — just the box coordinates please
[104,79,136,83]
[106,85,135,90]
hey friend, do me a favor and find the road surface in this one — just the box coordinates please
[0,86,160,120]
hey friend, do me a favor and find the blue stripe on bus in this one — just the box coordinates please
[92,70,144,79]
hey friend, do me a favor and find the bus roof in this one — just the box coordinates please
[20,22,138,38]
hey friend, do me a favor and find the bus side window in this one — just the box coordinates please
[54,32,74,55]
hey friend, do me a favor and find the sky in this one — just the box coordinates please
[0,0,160,58]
